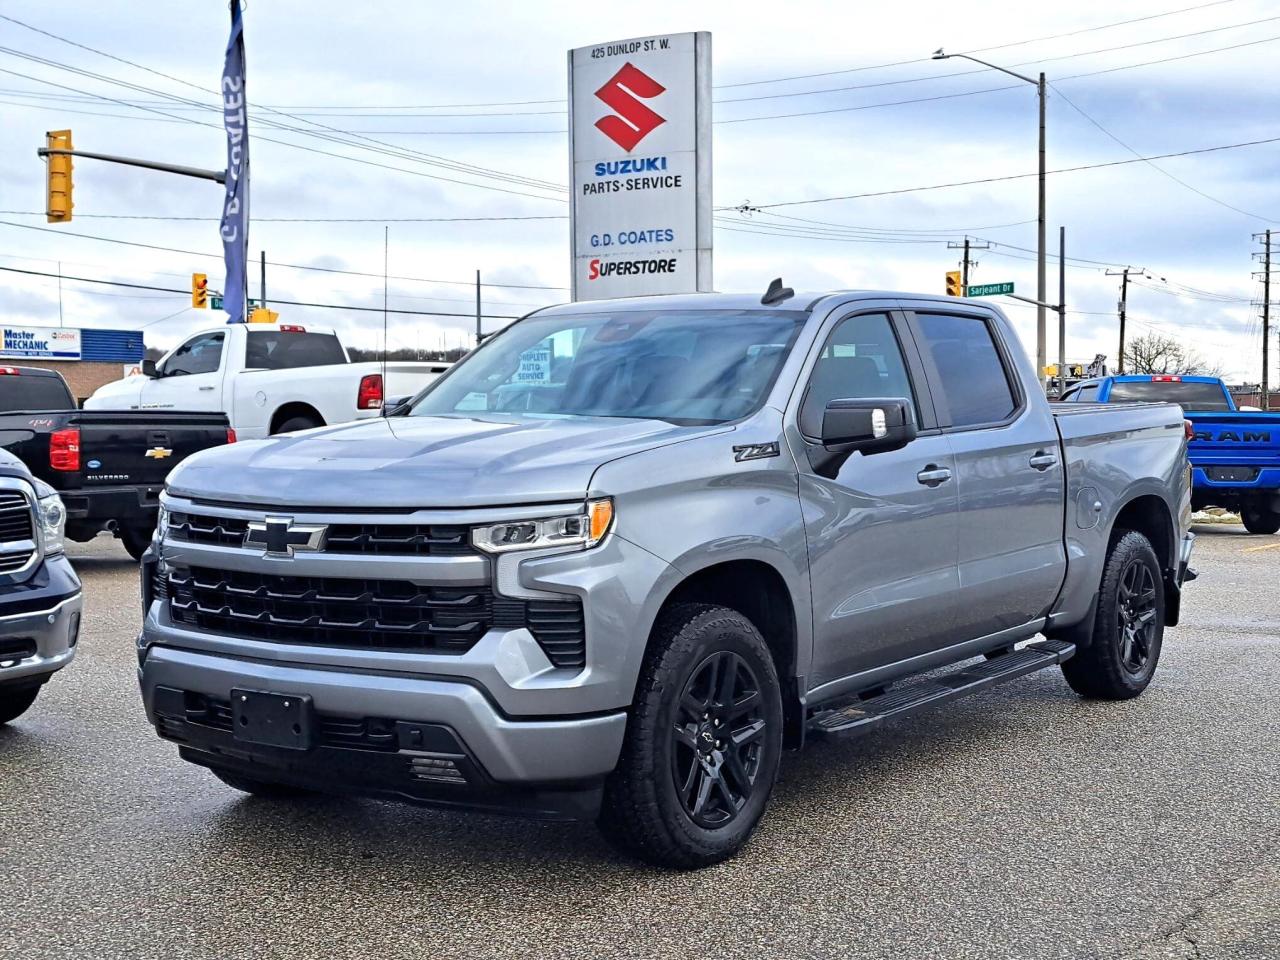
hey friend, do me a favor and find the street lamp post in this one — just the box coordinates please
[933,49,1047,389]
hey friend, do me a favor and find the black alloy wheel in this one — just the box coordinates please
[1116,556,1158,676]
[671,650,767,828]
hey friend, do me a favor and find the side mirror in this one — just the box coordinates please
[141,359,159,378]
[810,398,917,478]
[382,395,412,417]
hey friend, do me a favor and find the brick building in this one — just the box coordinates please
[1,325,145,405]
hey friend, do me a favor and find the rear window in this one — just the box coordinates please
[1108,380,1231,411]
[0,374,72,412]
[245,331,346,370]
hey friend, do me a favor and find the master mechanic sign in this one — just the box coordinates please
[568,32,712,301]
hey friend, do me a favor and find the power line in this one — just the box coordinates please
[0,264,529,319]
[0,210,568,224]
[738,135,1280,209]
[0,219,570,290]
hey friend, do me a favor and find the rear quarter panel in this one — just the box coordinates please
[1049,401,1190,628]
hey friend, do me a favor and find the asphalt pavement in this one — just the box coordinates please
[2,525,1277,960]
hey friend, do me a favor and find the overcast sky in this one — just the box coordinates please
[0,0,1276,380]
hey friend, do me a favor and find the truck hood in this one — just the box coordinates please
[166,414,724,508]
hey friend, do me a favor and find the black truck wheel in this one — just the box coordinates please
[1241,507,1280,535]
[0,685,40,725]
[119,525,152,562]
[1061,530,1165,700]
[273,415,322,435]
[211,769,314,798]
[598,603,783,869]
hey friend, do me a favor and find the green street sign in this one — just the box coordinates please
[966,282,1015,297]
[208,295,261,311]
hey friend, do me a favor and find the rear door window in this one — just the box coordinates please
[913,313,1019,428]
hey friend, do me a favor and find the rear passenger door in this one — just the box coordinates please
[902,307,1066,639]
[790,308,961,689]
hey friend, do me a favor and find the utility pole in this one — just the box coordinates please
[475,270,482,347]
[947,237,991,289]
[1058,226,1066,394]
[1254,230,1274,410]
[260,250,267,309]
[1106,267,1137,374]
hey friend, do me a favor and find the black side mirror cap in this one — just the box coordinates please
[382,395,412,417]
[809,397,917,478]
[141,358,159,378]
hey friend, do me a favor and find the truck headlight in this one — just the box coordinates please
[156,503,169,540]
[33,482,67,555]
[471,499,613,554]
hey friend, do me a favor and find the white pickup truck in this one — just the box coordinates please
[85,323,450,439]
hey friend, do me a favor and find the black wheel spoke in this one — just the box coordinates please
[722,748,753,797]
[728,688,760,720]
[691,771,715,818]
[731,718,766,748]
[680,755,700,802]
[714,653,738,710]
[674,724,699,751]
[680,691,707,722]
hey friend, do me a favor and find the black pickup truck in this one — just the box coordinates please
[0,365,232,559]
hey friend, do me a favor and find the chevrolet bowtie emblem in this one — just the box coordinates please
[144,447,173,459]
[244,517,328,557]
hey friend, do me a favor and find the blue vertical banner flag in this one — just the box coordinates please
[219,2,249,324]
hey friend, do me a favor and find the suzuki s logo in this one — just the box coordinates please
[144,447,173,459]
[244,517,328,557]
[594,63,666,152]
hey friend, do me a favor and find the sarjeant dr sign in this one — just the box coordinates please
[0,325,81,360]
[568,32,712,301]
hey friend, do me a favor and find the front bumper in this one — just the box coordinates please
[138,644,627,819]
[0,555,82,688]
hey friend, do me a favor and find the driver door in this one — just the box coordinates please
[140,331,227,412]
[790,308,961,691]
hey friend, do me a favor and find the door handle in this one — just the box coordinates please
[916,465,952,487]
[198,385,216,391]
[1029,451,1058,471]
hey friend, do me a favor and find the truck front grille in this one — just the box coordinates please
[165,564,491,652]
[168,511,474,556]
[0,491,36,574]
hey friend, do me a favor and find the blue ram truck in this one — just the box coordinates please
[1061,374,1280,534]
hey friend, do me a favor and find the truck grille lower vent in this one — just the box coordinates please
[168,511,474,556]
[161,565,586,666]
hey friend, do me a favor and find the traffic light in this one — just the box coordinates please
[191,273,208,308]
[249,307,279,324]
[945,271,963,297]
[45,129,73,223]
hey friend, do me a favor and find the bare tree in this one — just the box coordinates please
[1124,333,1224,377]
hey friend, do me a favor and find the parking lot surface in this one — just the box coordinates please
[2,525,1276,960]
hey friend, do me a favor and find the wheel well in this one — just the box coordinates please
[1112,495,1174,572]
[655,560,804,748]
[270,402,324,434]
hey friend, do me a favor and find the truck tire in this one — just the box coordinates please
[211,769,315,799]
[273,415,321,435]
[598,603,783,869]
[0,685,40,725]
[1241,507,1280,535]
[1061,530,1165,700]
[119,525,152,562]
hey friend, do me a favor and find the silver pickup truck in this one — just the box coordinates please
[138,287,1195,868]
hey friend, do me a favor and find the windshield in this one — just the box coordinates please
[1109,380,1231,411]
[409,309,808,425]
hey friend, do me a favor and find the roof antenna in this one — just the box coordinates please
[761,277,794,306]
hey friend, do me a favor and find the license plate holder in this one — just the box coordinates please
[230,689,314,750]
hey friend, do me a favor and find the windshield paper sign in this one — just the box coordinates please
[1,326,81,359]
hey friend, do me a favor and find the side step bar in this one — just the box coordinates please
[809,638,1077,737]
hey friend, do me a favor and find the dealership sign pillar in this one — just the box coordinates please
[568,32,712,301]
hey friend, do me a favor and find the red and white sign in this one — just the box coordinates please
[568,32,712,301]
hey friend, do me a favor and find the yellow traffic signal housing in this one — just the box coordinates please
[45,130,73,223]
[1044,364,1059,378]
[191,273,208,308]
[249,307,279,324]
[945,271,962,297]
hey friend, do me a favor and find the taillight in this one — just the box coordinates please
[1152,375,1182,382]
[0,366,17,375]
[50,427,80,471]
[357,374,383,410]
[226,428,237,444]
[1185,419,1195,441]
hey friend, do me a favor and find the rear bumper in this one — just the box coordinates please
[0,559,81,688]
[62,483,160,536]
[138,644,627,819]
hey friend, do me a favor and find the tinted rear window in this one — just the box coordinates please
[0,374,72,412]
[1108,380,1230,411]
[246,332,346,370]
